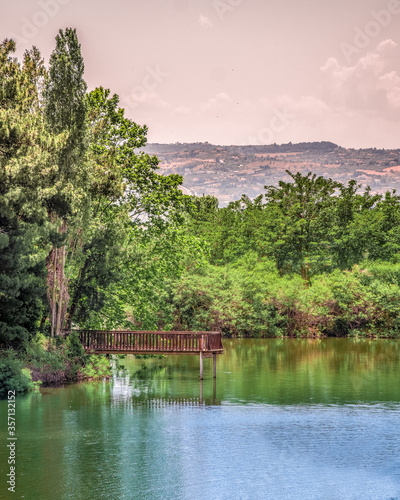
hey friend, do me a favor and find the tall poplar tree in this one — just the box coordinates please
[43,28,88,335]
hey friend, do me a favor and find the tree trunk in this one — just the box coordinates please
[65,257,88,330]
[47,219,70,335]
[51,246,58,337]
[56,245,66,335]
[301,260,311,288]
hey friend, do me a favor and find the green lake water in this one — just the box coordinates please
[1,338,400,499]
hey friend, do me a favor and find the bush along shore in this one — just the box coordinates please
[166,259,400,339]
[0,333,111,398]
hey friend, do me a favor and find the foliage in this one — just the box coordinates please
[0,354,36,397]
[22,333,111,386]
[184,174,400,284]
[0,39,56,348]
[43,27,88,218]
[1,30,188,346]
[65,331,85,359]
[0,222,48,348]
[63,77,186,330]
[165,256,400,339]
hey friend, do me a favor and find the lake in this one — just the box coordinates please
[1,338,400,499]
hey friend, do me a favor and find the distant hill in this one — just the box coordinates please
[145,140,340,155]
[142,142,400,206]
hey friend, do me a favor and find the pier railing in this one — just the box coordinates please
[75,330,223,355]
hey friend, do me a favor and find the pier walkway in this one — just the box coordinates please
[71,330,223,379]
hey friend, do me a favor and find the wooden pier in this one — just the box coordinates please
[73,330,223,379]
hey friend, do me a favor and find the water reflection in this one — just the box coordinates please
[111,357,220,407]
[108,338,400,407]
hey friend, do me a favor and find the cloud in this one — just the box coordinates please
[378,71,400,109]
[320,39,400,114]
[199,15,213,28]
[122,90,171,111]
[173,104,190,115]
[293,96,331,116]
[143,91,171,108]
[199,92,232,112]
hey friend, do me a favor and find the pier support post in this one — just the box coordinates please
[200,351,203,380]
[213,353,216,378]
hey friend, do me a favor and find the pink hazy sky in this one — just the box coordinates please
[2,0,400,148]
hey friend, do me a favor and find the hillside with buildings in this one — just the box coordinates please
[143,142,400,205]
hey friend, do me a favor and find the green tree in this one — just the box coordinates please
[0,39,60,347]
[65,87,185,329]
[263,171,341,283]
[43,28,89,336]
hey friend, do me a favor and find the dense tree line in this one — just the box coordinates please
[166,173,400,337]
[184,171,400,279]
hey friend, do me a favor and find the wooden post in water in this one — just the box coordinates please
[200,351,204,380]
[213,353,217,378]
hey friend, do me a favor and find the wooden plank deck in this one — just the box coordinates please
[65,330,224,379]
[75,330,223,355]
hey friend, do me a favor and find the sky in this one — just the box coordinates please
[2,0,400,148]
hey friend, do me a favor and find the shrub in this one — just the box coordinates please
[0,355,36,397]
[168,259,400,338]
[65,332,85,359]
